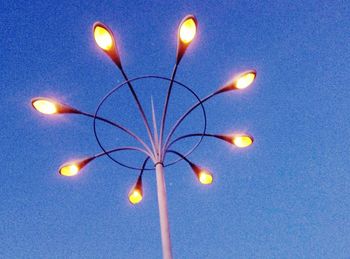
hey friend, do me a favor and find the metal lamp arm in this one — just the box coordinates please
[163,89,221,153]
[166,149,193,166]
[76,111,154,157]
[118,67,158,155]
[94,146,152,160]
[75,146,152,173]
[139,156,151,177]
[159,64,179,152]
[166,133,222,151]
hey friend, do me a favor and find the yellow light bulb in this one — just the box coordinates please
[199,170,213,185]
[233,135,253,148]
[129,189,143,204]
[32,99,58,114]
[94,25,113,51]
[179,18,196,44]
[60,164,79,177]
[234,72,256,89]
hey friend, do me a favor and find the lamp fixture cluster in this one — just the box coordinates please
[31,14,257,259]
[31,15,256,204]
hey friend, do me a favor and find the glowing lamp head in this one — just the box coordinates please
[59,157,94,177]
[31,97,79,114]
[233,70,256,89]
[198,170,213,185]
[191,164,213,185]
[93,22,122,68]
[179,17,197,44]
[232,135,253,148]
[129,189,143,204]
[176,15,197,64]
[59,163,80,177]
[128,175,143,205]
[32,99,58,114]
[94,24,113,51]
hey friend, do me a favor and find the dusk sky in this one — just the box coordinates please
[1,1,350,258]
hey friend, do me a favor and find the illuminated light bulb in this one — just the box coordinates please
[234,71,256,89]
[32,99,58,114]
[232,135,253,148]
[129,189,143,204]
[179,18,197,44]
[94,25,113,51]
[59,163,80,177]
[58,157,94,177]
[198,170,213,185]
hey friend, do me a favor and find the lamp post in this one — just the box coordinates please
[31,15,257,259]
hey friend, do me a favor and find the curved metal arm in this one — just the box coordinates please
[163,89,221,153]
[119,67,157,155]
[159,64,179,154]
[76,146,152,172]
[139,156,150,177]
[166,133,222,151]
[77,111,154,157]
[94,146,151,159]
[166,149,193,166]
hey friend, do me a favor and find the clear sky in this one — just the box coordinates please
[1,0,350,258]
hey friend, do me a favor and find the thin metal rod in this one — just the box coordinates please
[77,146,150,173]
[166,150,193,166]
[163,90,220,154]
[119,67,157,155]
[94,146,151,159]
[166,133,220,150]
[151,97,160,158]
[155,163,173,259]
[79,111,153,158]
[139,156,150,177]
[159,64,179,159]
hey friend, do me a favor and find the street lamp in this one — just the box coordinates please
[93,22,122,69]
[176,15,197,64]
[31,97,80,114]
[31,14,257,259]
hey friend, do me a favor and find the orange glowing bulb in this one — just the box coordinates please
[232,135,253,148]
[129,189,143,204]
[32,99,58,114]
[179,18,197,44]
[94,25,113,51]
[198,170,213,185]
[59,163,80,177]
[234,71,256,89]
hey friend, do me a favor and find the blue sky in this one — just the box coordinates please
[1,0,350,258]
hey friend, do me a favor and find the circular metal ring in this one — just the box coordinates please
[93,75,207,171]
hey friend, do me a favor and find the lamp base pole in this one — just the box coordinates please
[155,163,173,259]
